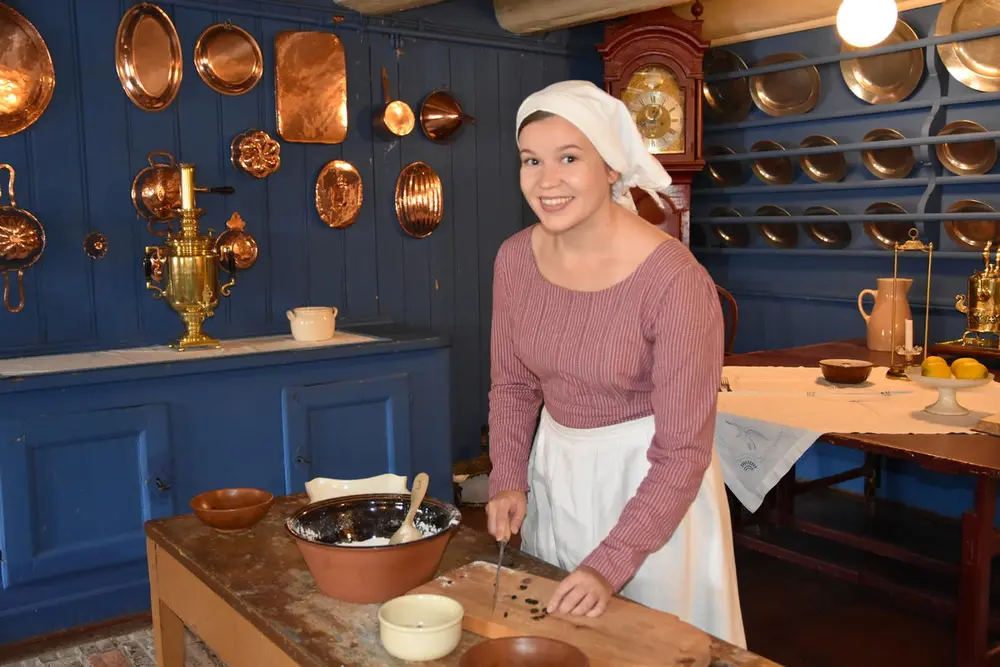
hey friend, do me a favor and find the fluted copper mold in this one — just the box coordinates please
[395,162,443,239]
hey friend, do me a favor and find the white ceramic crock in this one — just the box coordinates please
[287,306,338,342]
[378,594,464,661]
[304,473,409,503]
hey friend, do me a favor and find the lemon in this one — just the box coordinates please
[951,357,981,371]
[922,364,952,378]
[921,356,949,372]
[953,362,988,380]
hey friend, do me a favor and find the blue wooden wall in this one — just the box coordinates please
[0,0,602,460]
[694,4,1000,519]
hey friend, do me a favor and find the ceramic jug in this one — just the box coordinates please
[857,278,913,352]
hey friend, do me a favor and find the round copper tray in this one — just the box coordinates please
[396,162,443,239]
[749,53,820,117]
[315,160,363,229]
[705,145,747,186]
[944,199,1000,249]
[935,0,1000,92]
[194,22,263,96]
[804,205,852,249]
[935,120,997,176]
[0,4,55,138]
[756,204,797,248]
[841,19,923,105]
[709,207,749,247]
[703,49,752,123]
[863,201,917,249]
[799,135,847,183]
[750,140,795,184]
[861,128,915,179]
[115,3,183,111]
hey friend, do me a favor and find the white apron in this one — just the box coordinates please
[521,407,746,648]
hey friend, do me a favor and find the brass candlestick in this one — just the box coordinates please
[887,228,933,380]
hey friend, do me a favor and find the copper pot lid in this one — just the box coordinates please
[841,19,923,105]
[755,204,798,248]
[861,128,915,179]
[231,129,281,179]
[396,161,443,239]
[863,201,917,249]
[804,205,852,249]
[419,90,476,142]
[703,49,752,123]
[935,0,1000,92]
[194,22,263,96]
[0,4,55,138]
[315,160,363,229]
[799,135,847,183]
[944,199,1000,249]
[0,164,45,313]
[750,140,795,185]
[115,3,183,112]
[705,145,747,187]
[749,53,820,117]
[215,212,258,271]
[935,120,998,176]
[709,207,749,247]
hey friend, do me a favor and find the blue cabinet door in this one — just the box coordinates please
[0,405,173,588]
[282,374,413,494]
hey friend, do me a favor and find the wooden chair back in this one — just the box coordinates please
[716,285,738,355]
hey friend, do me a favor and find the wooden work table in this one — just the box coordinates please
[145,494,779,667]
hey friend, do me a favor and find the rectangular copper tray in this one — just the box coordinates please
[274,31,347,144]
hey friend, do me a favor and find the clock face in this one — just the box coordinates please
[620,65,686,155]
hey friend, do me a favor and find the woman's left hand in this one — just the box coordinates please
[546,565,612,618]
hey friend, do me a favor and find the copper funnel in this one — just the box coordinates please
[419,89,475,142]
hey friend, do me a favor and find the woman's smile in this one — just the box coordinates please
[538,196,574,213]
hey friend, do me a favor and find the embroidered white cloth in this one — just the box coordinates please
[515,80,673,214]
[715,366,1000,512]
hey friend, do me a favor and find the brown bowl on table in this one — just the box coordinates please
[286,493,461,604]
[819,359,874,385]
[459,636,590,667]
[190,488,274,532]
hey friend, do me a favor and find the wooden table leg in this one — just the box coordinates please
[146,538,186,667]
[956,478,997,667]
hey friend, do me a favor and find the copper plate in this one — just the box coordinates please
[705,145,747,186]
[799,135,847,183]
[749,53,820,117]
[315,160,363,229]
[274,31,347,144]
[935,120,997,176]
[0,4,55,137]
[703,49,752,123]
[863,201,916,249]
[194,22,263,96]
[750,140,795,184]
[935,0,1000,92]
[841,19,923,104]
[231,129,280,179]
[804,205,852,249]
[115,3,183,112]
[755,204,797,248]
[396,162,443,239]
[214,212,258,270]
[861,128,915,179]
[944,199,1000,249]
[709,207,749,247]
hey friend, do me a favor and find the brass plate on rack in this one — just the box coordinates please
[750,140,795,184]
[841,19,923,104]
[799,135,846,183]
[749,53,820,117]
[0,4,54,137]
[804,205,852,249]
[315,160,363,229]
[396,162,443,239]
[115,3,183,112]
[194,22,263,96]
[705,145,747,186]
[863,201,916,249]
[935,0,1000,92]
[274,31,347,144]
[935,120,997,176]
[703,49,752,123]
[709,207,749,247]
[755,204,797,248]
[861,128,915,179]
[944,199,1000,249]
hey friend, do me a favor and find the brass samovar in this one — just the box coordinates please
[953,241,1000,348]
[143,163,237,351]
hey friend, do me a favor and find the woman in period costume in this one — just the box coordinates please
[485,80,745,647]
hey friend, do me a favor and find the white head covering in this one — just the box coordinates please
[515,80,672,214]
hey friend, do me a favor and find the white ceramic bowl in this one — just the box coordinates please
[905,367,995,416]
[378,594,464,661]
[304,473,409,503]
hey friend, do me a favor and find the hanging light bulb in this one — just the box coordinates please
[837,0,898,48]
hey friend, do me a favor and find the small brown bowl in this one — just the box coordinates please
[459,636,589,667]
[819,359,874,385]
[190,488,274,532]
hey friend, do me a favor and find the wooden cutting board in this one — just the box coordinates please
[409,560,711,667]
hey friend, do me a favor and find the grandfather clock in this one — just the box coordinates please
[598,2,708,245]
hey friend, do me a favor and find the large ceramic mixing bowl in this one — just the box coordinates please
[286,493,461,603]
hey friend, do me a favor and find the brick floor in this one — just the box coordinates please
[0,628,224,667]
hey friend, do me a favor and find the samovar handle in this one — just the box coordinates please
[220,250,236,297]
[144,246,167,300]
[956,294,968,314]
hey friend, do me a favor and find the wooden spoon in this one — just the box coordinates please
[389,472,429,545]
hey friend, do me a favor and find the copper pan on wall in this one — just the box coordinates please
[374,67,415,139]
[396,162,443,239]
[115,3,183,112]
[0,4,55,137]
[194,22,263,96]
[419,90,475,142]
[0,164,45,313]
[315,159,363,229]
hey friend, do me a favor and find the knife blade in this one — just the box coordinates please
[491,539,507,614]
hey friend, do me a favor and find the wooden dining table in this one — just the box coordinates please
[725,339,1000,667]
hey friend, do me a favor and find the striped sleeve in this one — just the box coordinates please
[580,263,724,591]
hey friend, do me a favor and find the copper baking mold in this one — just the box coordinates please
[0,164,45,313]
[944,199,1000,249]
[935,120,997,176]
[749,53,820,117]
[396,162,443,239]
[750,140,795,185]
[115,3,183,112]
[703,49,752,123]
[755,204,798,248]
[231,129,281,179]
[804,206,852,249]
[83,232,108,259]
[0,4,55,137]
[709,207,749,248]
[194,22,263,96]
[863,201,917,249]
[705,145,747,187]
[315,160,363,229]
[935,0,1000,92]
[274,31,348,144]
[861,128,915,179]
[214,212,258,271]
[841,19,923,105]
[799,135,846,183]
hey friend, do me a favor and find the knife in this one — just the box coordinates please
[491,539,507,614]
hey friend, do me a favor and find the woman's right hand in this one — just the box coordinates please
[486,490,527,542]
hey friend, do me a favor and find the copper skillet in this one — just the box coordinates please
[374,67,414,139]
